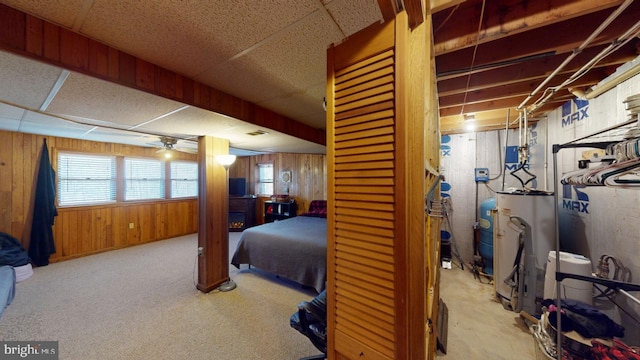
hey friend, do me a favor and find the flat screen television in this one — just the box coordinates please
[229,177,247,196]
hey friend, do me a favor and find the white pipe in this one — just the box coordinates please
[544,119,549,191]
[517,0,635,111]
[531,21,640,109]
[502,109,510,191]
[524,111,528,151]
[620,289,640,307]
[518,112,522,149]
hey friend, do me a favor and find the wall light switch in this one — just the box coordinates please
[129,223,134,229]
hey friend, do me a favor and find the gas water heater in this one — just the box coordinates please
[494,190,555,307]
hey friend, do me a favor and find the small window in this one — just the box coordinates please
[170,161,198,198]
[124,158,165,201]
[57,152,116,206]
[257,163,274,196]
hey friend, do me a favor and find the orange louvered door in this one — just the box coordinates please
[326,9,437,360]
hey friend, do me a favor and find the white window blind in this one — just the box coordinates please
[257,163,274,196]
[170,161,198,198]
[57,152,116,206]
[124,158,165,201]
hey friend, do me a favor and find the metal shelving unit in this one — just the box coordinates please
[550,116,640,359]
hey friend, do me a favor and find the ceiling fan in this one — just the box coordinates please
[155,136,197,158]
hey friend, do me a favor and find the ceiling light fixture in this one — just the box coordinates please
[158,136,177,159]
[464,114,476,121]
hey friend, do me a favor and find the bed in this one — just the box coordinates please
[231,200,327,293]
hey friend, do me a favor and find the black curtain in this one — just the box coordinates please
[28,138,58,266]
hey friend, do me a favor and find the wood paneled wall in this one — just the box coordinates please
[229,152,327,217]
[0,130,198,263]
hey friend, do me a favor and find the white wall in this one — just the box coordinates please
[443,73,640,343]
[545,73,640,342]
[441,122,549,266]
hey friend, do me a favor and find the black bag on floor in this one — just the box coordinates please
[0,232,30,267]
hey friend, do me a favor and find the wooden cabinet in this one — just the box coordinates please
[228,196,257,232]
[264,201,296,223]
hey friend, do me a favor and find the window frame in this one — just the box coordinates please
[169,160,199,199]
[56,151,118,207]
[256,162,274,196]
[123,156,166,202]
[54,149,198,208]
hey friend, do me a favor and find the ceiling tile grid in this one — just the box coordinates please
[18,110,95,139]
[0,52,64,110]
[241,10,343,88]
[325,0,382,37]
[46,72,187,127]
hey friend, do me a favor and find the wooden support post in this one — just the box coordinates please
[197,136,230,293]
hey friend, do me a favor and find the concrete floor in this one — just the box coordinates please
[437,266,536,360]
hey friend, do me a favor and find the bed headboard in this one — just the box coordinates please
[303,200,327,218]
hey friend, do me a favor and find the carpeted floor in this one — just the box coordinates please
[1,233,536,360]
[0,233,320,360]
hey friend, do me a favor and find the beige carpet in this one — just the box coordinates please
[0,233,320,360]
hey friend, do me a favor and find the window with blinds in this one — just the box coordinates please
[57,152,117,206]
[124,158,165,201]
[170,161,198,198]
[257,163,274,196]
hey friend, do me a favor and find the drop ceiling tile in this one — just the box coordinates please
[326,0,383,37]
[139,105,324,154]
[259,87,327,130]
[78,127,166,148]
[0,102,27,121]
[45,72,186,127]
[18,111,95,138]
[79,0,320,78]
[0,119,21,133]
[139,106,266,140]
[195,10,342,118]
[0,0,85,29]
[196,55,299,104]
[244,11,343,89]
[0,51,64,110]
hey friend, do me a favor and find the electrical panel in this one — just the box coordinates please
[475,168,489,182]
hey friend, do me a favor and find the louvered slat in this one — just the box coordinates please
[331,46,397,357]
